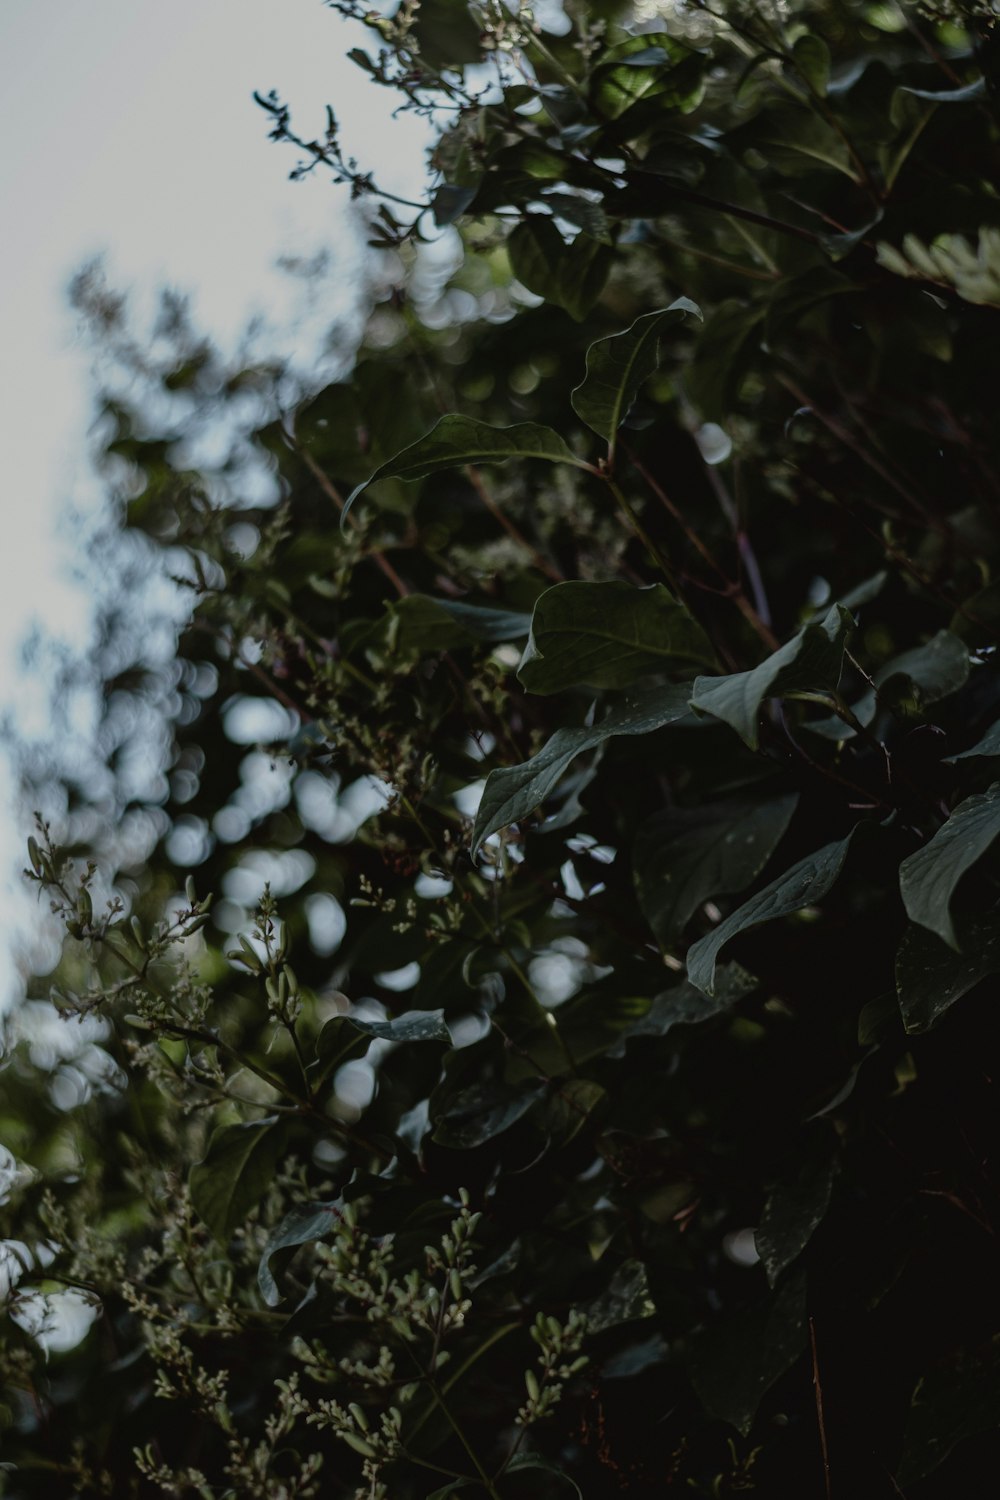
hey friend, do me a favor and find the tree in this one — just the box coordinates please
[4,0,1000,1493]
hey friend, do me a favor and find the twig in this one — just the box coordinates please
[293,440,411,597]
[809,1315,833,1500]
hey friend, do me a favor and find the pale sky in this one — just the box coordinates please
[0,0,429,1007]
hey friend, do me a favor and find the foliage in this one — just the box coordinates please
[4,0,1000,1494]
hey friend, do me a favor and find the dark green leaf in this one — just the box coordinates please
[432,183,478,225]
[791,34,830,95]
[432,1078,548,1149]
[539,192,612,242]
[507,217,612,321]
[471,682,694,853]
[344,415,586,519]
[807,628,968,740]
[687,829,857,996]
[571,299,701,445]
[582,1260,656,1334]
[876,629,970,710]
[607,964,758,1058]
[896,911,1000,1033]
[518,580,717,695]
[899,784,1000,949]
[258,1201,342,1306]
[945,718,1000,762]
[756,1143,837,1287]
[690,604,852,749]
[734,104,854,177]
[190,1118,284,1242]
[691,1273,807,1435]
[347,1009,451,1043]
[685,298,766,420]
[390,594,532,654]
[634,793,799,945]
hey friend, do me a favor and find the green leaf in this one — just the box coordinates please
[581,1259,656,1334]
[518,581,717,696]
[390,595,532,654]
[791,34,830,95]
[691,1273,807,1435]
[471,681,694,854]
[896,911,1000,1034]
[257,1200,342,1306]
[899,785,1000,950]
[944,718,1000,762]
[507,216,612,321]
[690,604,852,749]
[634,793,799,945]
[687,829,857,996]
[343,415,587,520]
[756,1142,837,1287]
[347,1009,452,1043]
[432,1078,548,1149]
[897,1339,1000,1487]
[190,1118,284,1243]
[538,191,612,243]
[607,964,758,1057]
[571,298,701,445]
[807,628,968,740]
[876,629,969,711]
[591,34,704,122]
[505,1454,583,1498]
[735,104,854,177]
[685,299,766,421]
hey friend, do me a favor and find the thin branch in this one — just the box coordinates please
[809,1315,833,1500]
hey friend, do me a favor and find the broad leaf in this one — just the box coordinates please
[507,216,612,321]
[518,580,716,695]
[687,829,857,996]
[756,1141,837,1287]
[690,604,850,749]
[190,1118,284,1243]
[347,1009,451,1043]
[807,627,969,740]
[390,595,531,653]
[471,682,694,854]
[945,718,1000,762]
[791,33,830,95]
[896,911,1000,1033]
[875,629,969,712]
[571,299,701,445]
[591,34,704,122]
[258,1200,342,1306]
[344,415,587,519]
[582,1259,656,1334]
[432,1078,548,1149]
[607,964,758,1057]
[634,793,799,945]
[899,784,1000,949]
[691,1273,807,1435]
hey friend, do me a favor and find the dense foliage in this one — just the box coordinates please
[4,0,1000,1494]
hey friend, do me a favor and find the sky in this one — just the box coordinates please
[0,0,429,1008]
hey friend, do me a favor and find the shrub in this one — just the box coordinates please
[4,1,1000,1494]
